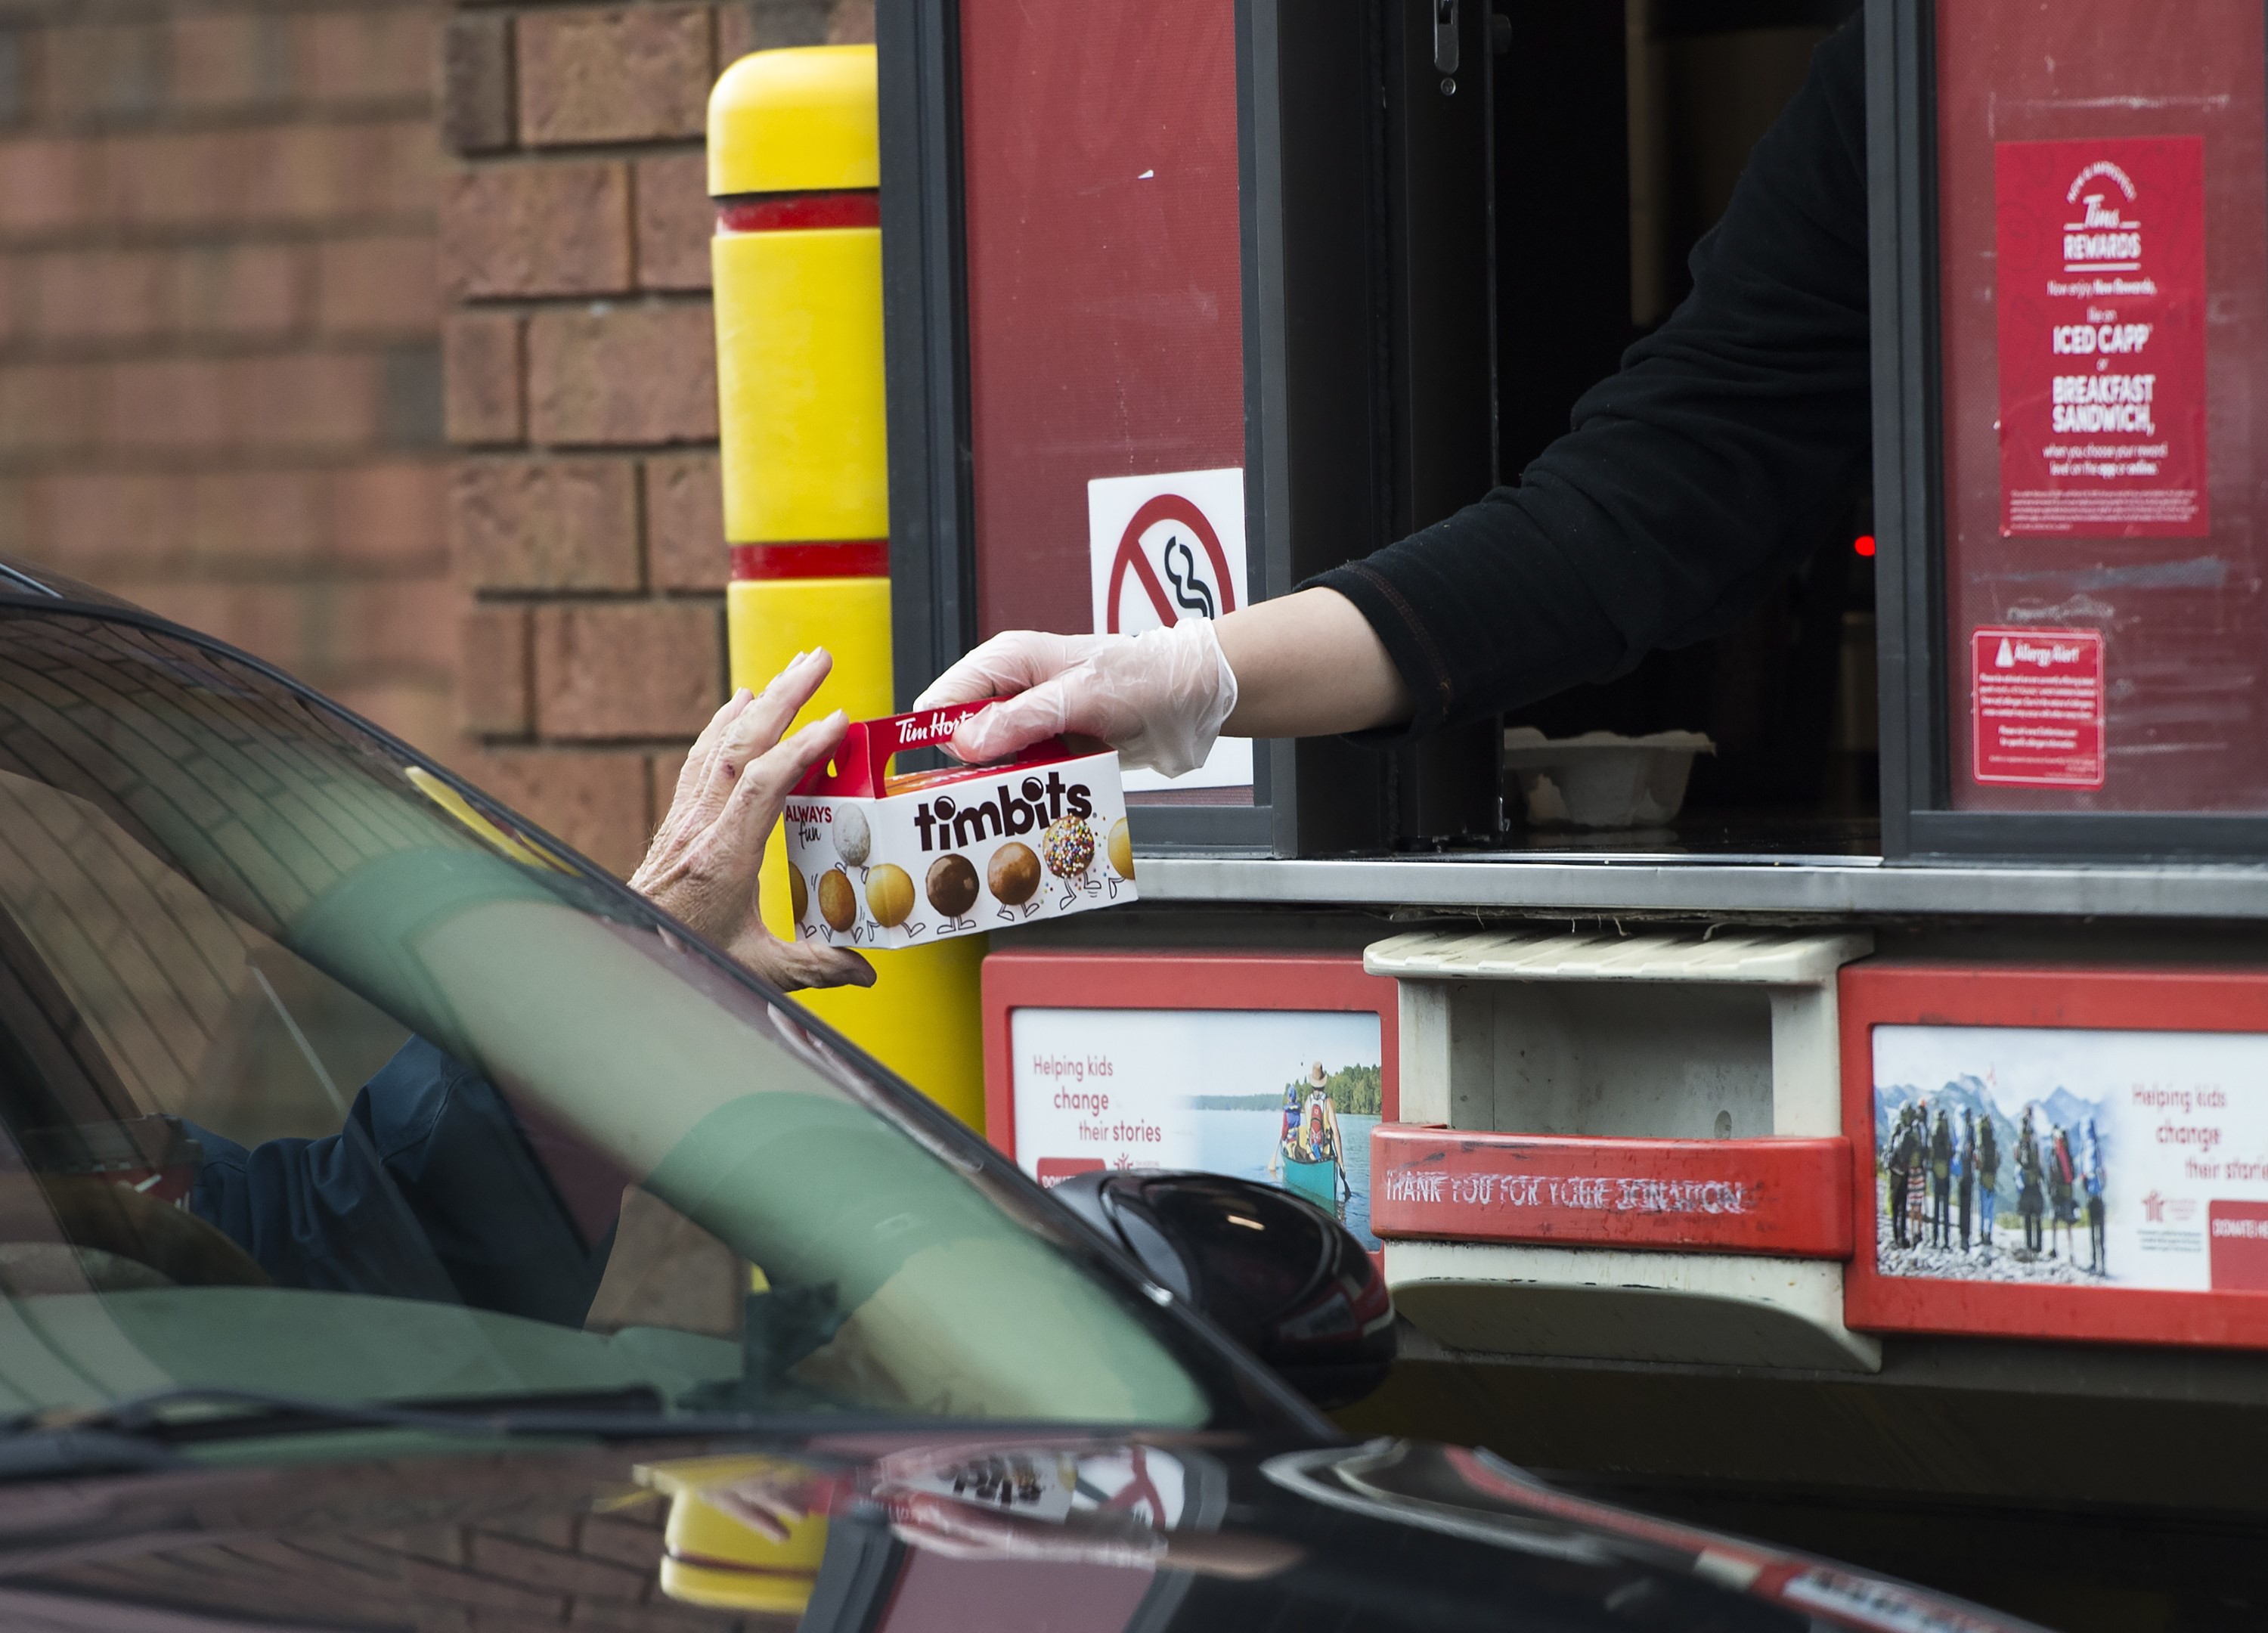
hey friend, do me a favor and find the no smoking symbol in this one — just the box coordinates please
[1104,494,1238,634]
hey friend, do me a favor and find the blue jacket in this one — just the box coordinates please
[190,1037,608,1329]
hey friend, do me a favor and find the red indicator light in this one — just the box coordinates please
[1854,534,1876,557]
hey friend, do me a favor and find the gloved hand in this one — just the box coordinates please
[912,620,1240,776]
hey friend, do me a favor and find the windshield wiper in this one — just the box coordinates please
[0,1384,670,1477]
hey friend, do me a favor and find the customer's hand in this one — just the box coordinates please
[631,650,875,992]
[912,620,1238,776]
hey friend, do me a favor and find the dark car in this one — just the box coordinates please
[0,560,2037,1632]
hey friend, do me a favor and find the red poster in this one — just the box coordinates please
[1971,626,2105,788]
[1996,136,2208,537]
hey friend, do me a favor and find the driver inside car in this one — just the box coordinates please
[183,652,881,1322]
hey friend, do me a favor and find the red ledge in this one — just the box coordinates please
[1369,1125,1853,1258]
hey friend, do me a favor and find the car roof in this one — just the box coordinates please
[0,552,148,612]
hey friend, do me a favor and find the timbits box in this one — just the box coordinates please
[783,702,1136,948]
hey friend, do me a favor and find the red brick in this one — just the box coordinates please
[121,581,313,671]
[633,153,710,291]
[172,243,310,339]
[169,11,290,113]
[107,128,276,230]
[440,162,631,299]
[717,0,832,59]
[106,120,437,233]
[296,118,438,224]
[460,603,531,736]
[107,129,263,229]
[526,304,715,448]
[533,602,721,739]
[318,234,439,336]
[0,481,29,559]
[0,362,101,455]
[442,14,516,156]
[457,748,652,877]
[43,23,166,122]
[643,454,724,590]
[184,471,330,566]
[330,677,456,758]
[32,249,169,343]
[29,472,191,572]
[451,458,639,590]
[334,462,448,568]
[253,355,391,451]
[103,355,383,454]
[98,359,222,453]
[0,138,96,234]
[0,256,21,346]
[299,10,435,107]
[323,575,459,671]
[444,311,525,446]
[517,8,711,147]
[832,0,878,45]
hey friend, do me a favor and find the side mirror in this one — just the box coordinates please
[1050,1170,1396,1409]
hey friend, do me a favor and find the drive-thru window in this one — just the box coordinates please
[875,0,2268,1595]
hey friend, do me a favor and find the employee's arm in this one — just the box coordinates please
[924,20,1868,769]
[1215,588,1411,737]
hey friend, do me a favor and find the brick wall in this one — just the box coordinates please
[442,0,872,875]
[0,0,454,755]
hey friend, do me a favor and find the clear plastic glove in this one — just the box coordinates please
[912,620,1239,776]
[631,650,875,993]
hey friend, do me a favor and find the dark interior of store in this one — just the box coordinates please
[1483,0,1876,854]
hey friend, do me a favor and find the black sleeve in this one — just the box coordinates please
[1306,20,1873,740]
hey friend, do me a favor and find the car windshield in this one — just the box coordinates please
[0,606,1266,1436]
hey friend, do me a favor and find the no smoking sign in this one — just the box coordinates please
[1088,468,1247,637]
[1086,466,1253,791]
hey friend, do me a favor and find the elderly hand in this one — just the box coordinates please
[630,649,875,992]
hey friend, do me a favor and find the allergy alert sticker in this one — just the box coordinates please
[1972,626,2105,789]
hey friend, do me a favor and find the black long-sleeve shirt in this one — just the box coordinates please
[1309,22,1871,739]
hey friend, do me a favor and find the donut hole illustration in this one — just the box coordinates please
[987,842,1041,906]
[926,854,979,917]
[834,804,872,868]
[866,863,915,928]
[817,867,857,932]
[1041,816,1095,879]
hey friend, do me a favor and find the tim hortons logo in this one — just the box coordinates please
[916,773,1092,851]
[894,710,970,749]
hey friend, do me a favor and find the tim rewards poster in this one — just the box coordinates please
[1995,135,2208,538]
[1871,1025,2268,1293]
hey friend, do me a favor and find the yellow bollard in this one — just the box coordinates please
[637,1455,827,1616]
[709,45,987,1129]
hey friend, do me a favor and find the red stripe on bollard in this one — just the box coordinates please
[730,541,890,580]
[716,191,882,233]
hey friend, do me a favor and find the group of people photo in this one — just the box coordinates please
[1880,1095,2109,1278]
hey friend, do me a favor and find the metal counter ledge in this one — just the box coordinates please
[1133,851,2268,922]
